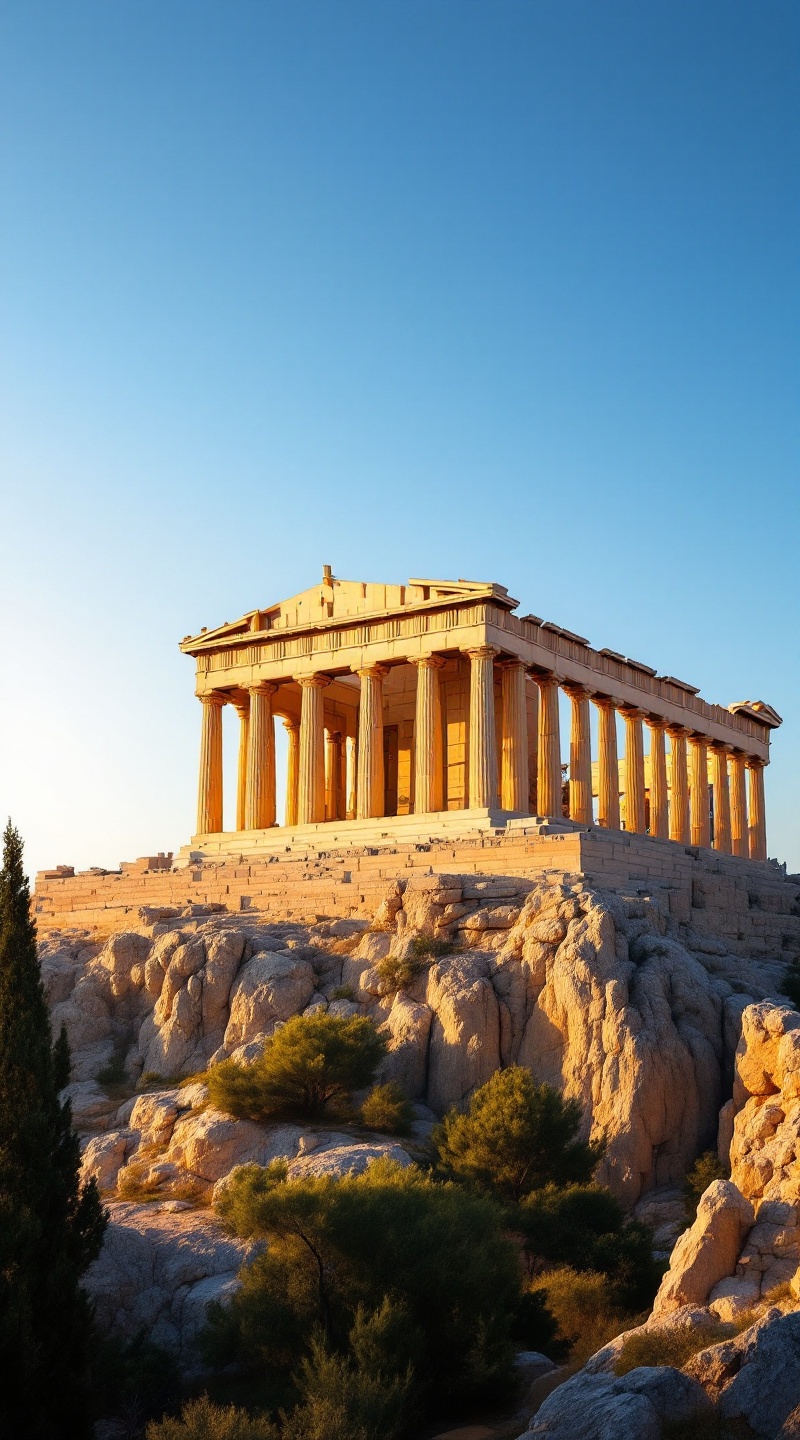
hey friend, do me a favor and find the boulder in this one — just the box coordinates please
[652,1180,754,1316]
[525,1365,711,1438]
[379,992,433,1098]
[687,1310,800,1435]
[425,953,500,1112]
[222,952,316,1052]
[286,1142,413,1180]
[165,1110,303,1185]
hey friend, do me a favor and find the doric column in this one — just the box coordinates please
[356,665,388,819]
[233,699,250,832]
[500,660,530,813]
[466,647,499,809]
[667,726,690,843]
[564,685,592,823]
[196,693,225,835]
[648,719,669,839]
[620,708,646,834]
[729,751,748,858]
[297,675,330,824]
[325,730,346,821]
[412,655,445,814]
[689,734,711,848]
[244,683,277,830]
[346,735,357,819]
[536,673,562,819]
[710,743,732,854]
[594,698,620,830]
[284,720,300,827]
[747,758,767,862]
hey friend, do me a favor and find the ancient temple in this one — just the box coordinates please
[181,569,781,862]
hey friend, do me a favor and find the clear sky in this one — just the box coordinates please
[1,0,798,880]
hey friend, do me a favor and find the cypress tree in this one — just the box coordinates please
[0,821,107,1437]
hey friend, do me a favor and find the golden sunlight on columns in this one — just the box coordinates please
[413,655,445,814]
[536,673,562,818]
[648,719,669,840]
[667,726,690,843]
[747,758,767,862]
[729,751,748,858]
[621,708,646,834]
[467,647,499,808]
[500,660,530,813]
[284,720,300,827]
[245,683,277,830]
[594,698,620,830]
[297,676,329,825]
[325,731,346,821]
[346,736,357,820]
[356,665,388,819]
[710,744,732,854]
[196,693,225,835]
[564,685,592,823]
[233,700,249,832]
[689,734,711,848]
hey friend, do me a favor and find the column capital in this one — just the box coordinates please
[198,690,226,708]
[688,730,709,744]
[296,673,332,690]
[665,722,691,739]
[247,680,278,698]
[618,705,647,721]
[355,663,390,680]
[745,754,766,770]
[463,645,500,661]
[232,697,250,720]
[283,717,300,734]
[592,692,617,711]
[563,681,594,701]
[709,739,732,755]
[410,652,447,670]
[646,713,667,730]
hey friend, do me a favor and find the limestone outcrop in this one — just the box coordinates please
[524,1364,711,1438]
[652,1181,754,1316]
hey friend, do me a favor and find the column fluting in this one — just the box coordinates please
[667,726,690,843]
[564,685,592,823]
[747,758,767,862]
[356,665,388,819]
[412,655,445,814]
[710,743,732,854]
[284,720,300,827]
[325,730,346,821]
[536,673,562,818]
[621,708,646,834]
[245,683,277,830]
[233,700,250,832]
[297,675,329,825]
[500,660,530,813]
[730,751,748,858]
[648,719,669,839]
[689,734,711,848]
[466,647,499,809]
[196,693,225,835]
[594,698,620,830]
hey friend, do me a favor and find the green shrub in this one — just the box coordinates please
[207,1013,386,1121]
[614,1321,736,1375]
[375,950,427,993]
[519,1183,661,1311]
[433,1066,604,1203]
[329,985,355,1002]
[408,934,454,960]
[360,1082,414,1135]
[282,1310,413,1440]
[684,1151,727,1219]
[207,1157,544,1413]
[145,1396,277,1439]
[531,1267,635,1367]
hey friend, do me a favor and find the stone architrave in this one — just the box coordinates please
[325,730,346,821]
[594,697,620,831]
[233,700,249,833]
[621,708,646,835]
[466,647,499,809]
[284,720,300,827]
[689,734,711,848]
[356,665,388,819]
[412,655,446,814]
[648,719,669,840]
[710,743,732,854]
[536,673,562,819]
[196,693,225,835]
[297,676,330,825]
[747,758,767,862]
[564,684,592,824]
[668,726,690,844]
[730,751,748,858]
[245,684,277,830]
[500,660,530,813]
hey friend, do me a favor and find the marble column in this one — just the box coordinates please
[689,734,711,848]
[710,743,732,854]
[346,735,357,819]
[196,693,225,835]
[564,685,592,824]
[747,758,767,862]
[297,675,329,825]
[667,726,690,844]
[500,660,530,813]
[284,720,300,827]
[244,683,277,830]
[356,665,388,819]
[412,655,445,814]
[526,678,539,814]
[536,673,562,819]
[729,751,748,858]
[466,647,499,809]
[233,699,250,832]
[648,719,669,840]
[621,708,646,834]
[325,730,346,821]
[594,698,620,830]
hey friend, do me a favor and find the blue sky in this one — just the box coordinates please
[1,0,798,878]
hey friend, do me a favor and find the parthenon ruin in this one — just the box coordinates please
[180,570,781,863]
